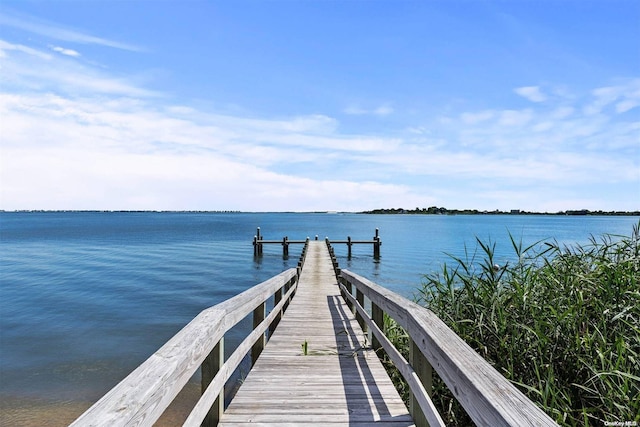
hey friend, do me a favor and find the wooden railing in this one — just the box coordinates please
[70,243,308,427]
[326,242,558,427]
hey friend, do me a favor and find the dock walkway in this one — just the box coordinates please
[219,241,414,426]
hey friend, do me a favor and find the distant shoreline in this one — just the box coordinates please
[360,207,640,216]
[2,209,639,216]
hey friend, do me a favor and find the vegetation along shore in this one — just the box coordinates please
[362,207,640,216]
[381,223,639,426]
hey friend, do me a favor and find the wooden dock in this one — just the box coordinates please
[71,233,558,427]
[219,241,413,426]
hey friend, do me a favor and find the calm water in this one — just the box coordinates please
[1,212,637,413]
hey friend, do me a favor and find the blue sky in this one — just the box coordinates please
[1,1,638,212]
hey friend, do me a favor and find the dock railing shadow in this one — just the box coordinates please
[327,294,414,426]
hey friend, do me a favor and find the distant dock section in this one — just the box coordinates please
[253,227,381,258]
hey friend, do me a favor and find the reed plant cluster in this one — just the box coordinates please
[382,224,639,426]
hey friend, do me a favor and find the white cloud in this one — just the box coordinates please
[0,84,411,210]
[51,45,80,57]
[514,86,547,102]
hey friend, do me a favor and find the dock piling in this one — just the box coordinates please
[253,227,263,256]
[282,236,289,258]
[373,228,381,259]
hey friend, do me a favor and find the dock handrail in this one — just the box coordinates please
[337,265,558,426]
[70,266,300,427]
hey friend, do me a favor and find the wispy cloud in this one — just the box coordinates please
[0,39,51,59]
[514,86,547,102]
[460,110,495,124]
[344,104,394,116]
[584,79,640,115]
[0,39,156,97]
[498,109,534,126]
[0,10,143,52]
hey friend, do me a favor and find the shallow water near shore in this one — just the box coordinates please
[1,212,637,425]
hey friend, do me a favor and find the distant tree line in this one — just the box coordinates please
[361,207,640,216]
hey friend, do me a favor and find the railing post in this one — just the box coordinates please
[297,241,305,277]
[283,278,292,311]
[201,338,224,427]
[409,339,432,427]
[371,302,383,352]
[344,280,354,312]
[356,289,366,332]
[251,302,266,366]
[269,286,283,336]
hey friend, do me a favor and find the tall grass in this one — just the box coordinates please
[382,224,639,426]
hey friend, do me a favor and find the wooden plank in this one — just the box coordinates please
[219,241,413,427]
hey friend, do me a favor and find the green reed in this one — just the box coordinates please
[386,223,639,426]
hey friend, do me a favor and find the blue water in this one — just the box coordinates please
[1,212,637,405]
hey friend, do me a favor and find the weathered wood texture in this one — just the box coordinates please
[219,241,414,427]
[340,269,558,427]
[69,269,298,427]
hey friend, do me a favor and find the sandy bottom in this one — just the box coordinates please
[0,382,202,427]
